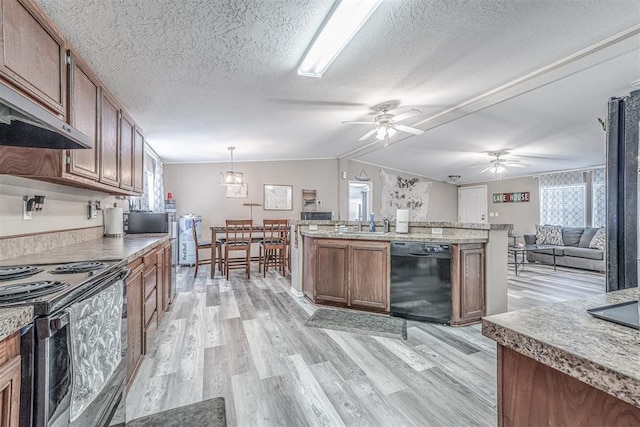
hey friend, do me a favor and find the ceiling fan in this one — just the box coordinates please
[342,104,424,146]
[479,150,529,175]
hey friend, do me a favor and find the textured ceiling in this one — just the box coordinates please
[36,0,640,183]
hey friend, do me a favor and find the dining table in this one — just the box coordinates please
[209,225,267,278]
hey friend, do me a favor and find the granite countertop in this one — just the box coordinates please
[0,233,171,266]
[482,288,640,407]
[0,234,170,338]
[300,230,487,243]
[294,220,512,231]
[0,306,33,341]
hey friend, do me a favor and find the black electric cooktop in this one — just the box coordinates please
[587,300,640,330]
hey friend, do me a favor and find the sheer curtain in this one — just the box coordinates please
[141,148,164,212]
[592,168,606,227]
[539,171,586,227]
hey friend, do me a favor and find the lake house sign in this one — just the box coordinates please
[493,192,530,203]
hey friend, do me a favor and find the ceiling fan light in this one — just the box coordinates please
[376,127,387,140]
[387,127,397,138]
[297,0,383,78]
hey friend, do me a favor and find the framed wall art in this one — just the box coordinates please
[226,184,248,198]
[263,184,292,210]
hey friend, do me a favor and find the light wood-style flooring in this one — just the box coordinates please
[127,260,605,426]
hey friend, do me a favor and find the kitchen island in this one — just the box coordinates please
[483,288,640,425]
[293,221,511,325]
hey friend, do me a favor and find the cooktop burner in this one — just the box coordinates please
[49,261,108,274]
[0,280,69,304]
[0,265,43,281]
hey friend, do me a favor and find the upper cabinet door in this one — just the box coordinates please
[133,127,144,193]
[67,50,100,180]
[119,111,134,191]
[100,90,120,187]
[0,0,66,117]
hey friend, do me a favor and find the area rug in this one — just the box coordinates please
[305,308,407,340]
[127,397,226,426]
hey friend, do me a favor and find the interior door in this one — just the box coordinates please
[458,186,488,223]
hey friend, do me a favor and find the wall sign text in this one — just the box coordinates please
[493,192,530,203]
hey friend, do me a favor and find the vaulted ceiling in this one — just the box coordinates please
[36,0,640,184]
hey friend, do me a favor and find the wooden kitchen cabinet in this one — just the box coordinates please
[161,242,173,312]
[67,49,100,180]
[303,236,390,312]
[349,241,389,311]
[119,111,135,191]
[155,246,165,322]
[0,332,20,427]
[133,127,144,193]
[314,239,349,305]
[126,259,144,389]
[451,243,485,326]
[0,0,67,117]
[100,89,120,187]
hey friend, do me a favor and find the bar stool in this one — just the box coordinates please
[259,219,288,277]
[224,219,253,280]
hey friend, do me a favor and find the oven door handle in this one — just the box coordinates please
[50,312,70,331]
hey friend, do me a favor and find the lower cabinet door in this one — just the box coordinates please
[314,241,349,305]
[0,355,20,427]
[349,241,389,311]
[126,262,144,387]
[452,244,485,325]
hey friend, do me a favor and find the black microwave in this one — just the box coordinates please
[125,211,168,233]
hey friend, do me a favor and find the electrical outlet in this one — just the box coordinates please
[489,212,495,217]
[495,212,499,217]
[432,227,443,235]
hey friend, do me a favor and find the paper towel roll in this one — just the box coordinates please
[104,207,124,237]
[396,209,409,234]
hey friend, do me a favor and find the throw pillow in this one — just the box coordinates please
[589,228,606,250]
[535,225,563,246]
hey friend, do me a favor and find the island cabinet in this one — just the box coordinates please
[451,243,485,326]
[0,0,67,118]
[303,236,390,312]
[497,345,640,426]
[0,331,20,427]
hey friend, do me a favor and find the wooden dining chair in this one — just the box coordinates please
[224,219,253,280]
[191,219,212,278]
[259,219,288,277]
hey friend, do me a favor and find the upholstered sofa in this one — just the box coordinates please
[523,226,605,272]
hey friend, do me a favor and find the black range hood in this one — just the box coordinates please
[0,81,92,150]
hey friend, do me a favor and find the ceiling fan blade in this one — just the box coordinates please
[359,128,378,141]
[505,163,528,168]
[394,124,424,135]
[479,166,494,173]
[392,109,421,122]
[342,121,375,125]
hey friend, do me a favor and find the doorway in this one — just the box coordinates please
[458,185,488,223]
[348,181,372,221]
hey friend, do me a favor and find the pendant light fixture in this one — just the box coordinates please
[220,146,243,186]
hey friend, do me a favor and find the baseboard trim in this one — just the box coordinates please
[290,287,304,298]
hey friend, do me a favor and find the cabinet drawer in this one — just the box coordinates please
[143,250,157,268]
[143,311,157,355]
[144,289,157,326]
[143,264,157,298]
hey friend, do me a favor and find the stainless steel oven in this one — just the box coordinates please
[0,260,129,427]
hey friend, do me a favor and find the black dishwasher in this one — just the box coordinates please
[390,241,452,324]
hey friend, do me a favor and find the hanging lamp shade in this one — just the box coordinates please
[220,146,244,186]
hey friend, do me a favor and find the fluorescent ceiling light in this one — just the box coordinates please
[298,0,384,78]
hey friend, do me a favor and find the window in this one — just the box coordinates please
[539,169,605,227]
[348,181,372,221]
[140,146,164,212]
[539,171,586,227]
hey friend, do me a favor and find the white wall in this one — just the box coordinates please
[344,160,458,221]
[462,176,540,237]
[0,176,122,237]
[163,159,339,231]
